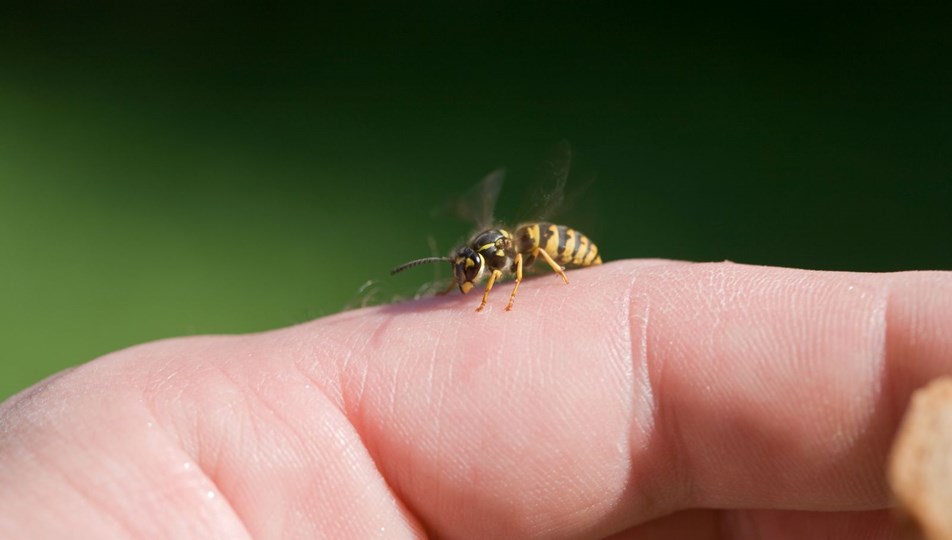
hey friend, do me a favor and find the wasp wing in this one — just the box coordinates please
[431,168,505,231]
[531,140,571,221]
[524,140,599,230]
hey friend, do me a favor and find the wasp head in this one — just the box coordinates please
[390,247,485,295]
[451,247,484,294]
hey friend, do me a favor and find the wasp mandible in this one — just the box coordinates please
[391,150,602,312]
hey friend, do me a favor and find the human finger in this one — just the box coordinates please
[2,261,949,539]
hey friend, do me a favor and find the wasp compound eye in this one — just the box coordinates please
[452,248,482,286]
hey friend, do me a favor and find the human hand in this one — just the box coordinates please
[1,261,949,539]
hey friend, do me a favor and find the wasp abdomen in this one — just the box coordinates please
[515,222,602,268]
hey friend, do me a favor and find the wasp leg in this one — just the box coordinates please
[476,269,503,312]
[505,252,523,311]
[436,281,456,296]
[536,249,569,284]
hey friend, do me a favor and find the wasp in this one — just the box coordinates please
[390,161,602,312]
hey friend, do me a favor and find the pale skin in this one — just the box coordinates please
[1,261,951,539]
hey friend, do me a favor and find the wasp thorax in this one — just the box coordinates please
[452,247,484,294]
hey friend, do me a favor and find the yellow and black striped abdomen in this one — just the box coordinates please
[515,222,602,268]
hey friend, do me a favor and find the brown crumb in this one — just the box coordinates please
[890,377,952,540]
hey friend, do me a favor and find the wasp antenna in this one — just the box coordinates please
[390,257,451,275]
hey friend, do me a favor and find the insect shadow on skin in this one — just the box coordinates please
[390,144,603,313]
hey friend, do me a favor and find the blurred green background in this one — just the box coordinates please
[1,4,950,400]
